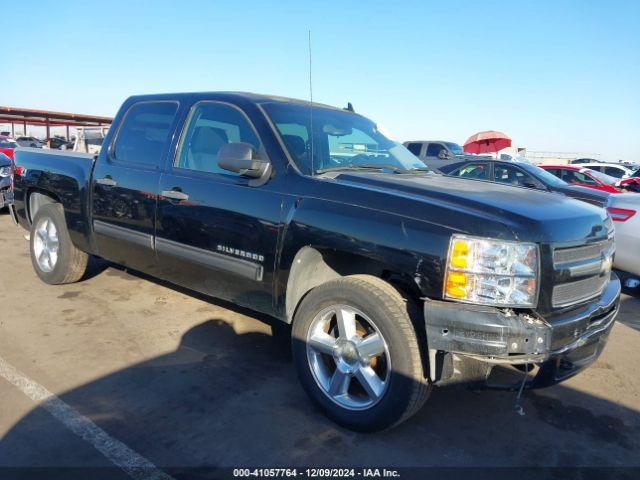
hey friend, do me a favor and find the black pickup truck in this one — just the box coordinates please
[10,92,620,431]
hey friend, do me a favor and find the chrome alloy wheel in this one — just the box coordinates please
[306,305,391,410]
[33,217,59,273]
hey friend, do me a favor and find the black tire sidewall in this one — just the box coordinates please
[292,278,424,432]
[29,204,74,284]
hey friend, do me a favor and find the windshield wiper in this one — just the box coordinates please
[405,167,431,174]
[316,164,432,175]
[316,164,408,174]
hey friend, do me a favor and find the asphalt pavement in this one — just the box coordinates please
[0,211,639,479]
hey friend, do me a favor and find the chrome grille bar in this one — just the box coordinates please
[553,238,614,265]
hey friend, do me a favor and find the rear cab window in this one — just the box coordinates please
[112,101,179,168]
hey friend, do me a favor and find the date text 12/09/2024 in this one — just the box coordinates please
[233,468,400,478]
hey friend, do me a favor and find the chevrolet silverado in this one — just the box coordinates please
[10,92,620,431]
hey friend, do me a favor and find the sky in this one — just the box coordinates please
[3,0,639,161]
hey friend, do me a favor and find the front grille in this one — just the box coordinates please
[551,238,613,308]
[552,274,609,308]
[553,238,613,265]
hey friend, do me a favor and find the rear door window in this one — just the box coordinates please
[604,167,624,178]
[406,142,423,156]
[564,170,599,185]
[113,101,179,168]
[454,163,488,180]
[494,164,540,187]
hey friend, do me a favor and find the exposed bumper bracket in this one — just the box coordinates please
[424,273,621,387]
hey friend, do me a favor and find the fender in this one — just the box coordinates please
[274,196,455,322]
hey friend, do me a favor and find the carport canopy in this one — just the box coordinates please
[0,106,112,140]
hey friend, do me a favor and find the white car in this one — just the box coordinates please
[15,136,44,148]
[73,126,109,154]
[608,194,640,278]
[583,162,639,180]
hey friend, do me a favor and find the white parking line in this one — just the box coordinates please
[0,355,174,480]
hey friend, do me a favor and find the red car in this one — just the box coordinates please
[0,136,17,160]
[617,177,640,193]
[539,165,621,194]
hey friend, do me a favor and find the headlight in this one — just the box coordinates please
[444,234,539,307]
[0,166,10,178]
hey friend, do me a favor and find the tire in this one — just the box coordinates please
[292,275,431,432]
[30,203,89,284]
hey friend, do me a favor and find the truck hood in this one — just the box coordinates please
[330,173,611,244]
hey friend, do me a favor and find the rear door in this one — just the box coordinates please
[155,100,283,315]
[91,100,180,273]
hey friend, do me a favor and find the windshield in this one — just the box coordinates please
[520,163,567,186]
[262,103,427,175]
[444,142,464,155]
[586,169,618,185]
[0,139,17,148]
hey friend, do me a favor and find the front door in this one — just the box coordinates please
[91,101,180,273]
[155,100,283,315]
[423,142,451,171]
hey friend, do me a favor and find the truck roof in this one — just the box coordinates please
[125,91,345,112]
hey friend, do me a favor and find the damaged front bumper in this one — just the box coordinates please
[1,190,18,225]
[424,273,621,389]
[0,189,11,210]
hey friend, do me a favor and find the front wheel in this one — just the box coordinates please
[30,203,89,284]
[292,275,430,431]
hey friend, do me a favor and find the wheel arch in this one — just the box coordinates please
[284,246,422,324]
[27,189,61,224]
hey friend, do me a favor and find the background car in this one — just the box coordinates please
[607,193,640,281]
[580,162,638,180]
[539,165,624,193]
[439,159,612,207]
[0,152,13,210]
[570,158,601,164]
[0,136,18,159]
[15,136,44,148]
[45,137,74,150]
[403,140,488,171]
[617,177,640,192]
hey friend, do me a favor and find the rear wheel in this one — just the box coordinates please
[30,203,89,284]
[292,275,430,431]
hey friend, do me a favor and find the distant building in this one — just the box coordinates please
[523,151,601,166]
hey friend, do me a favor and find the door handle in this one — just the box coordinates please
[161,189,189,201]
[96,176,117,187]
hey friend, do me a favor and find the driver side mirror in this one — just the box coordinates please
[218,142,272,185]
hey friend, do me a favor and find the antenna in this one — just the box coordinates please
[308,29,315,176]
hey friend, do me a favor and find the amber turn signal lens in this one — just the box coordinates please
[450,240,469,268]
[445,271,469,298]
